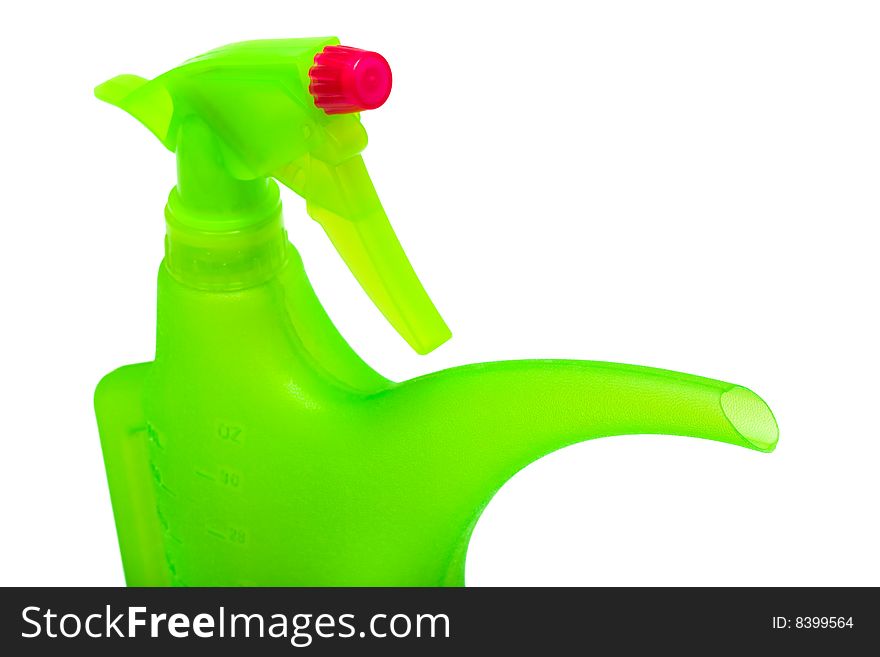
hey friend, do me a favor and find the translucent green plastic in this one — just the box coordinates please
[94,38,778,586]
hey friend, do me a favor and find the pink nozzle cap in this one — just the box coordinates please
[308,45,392,115]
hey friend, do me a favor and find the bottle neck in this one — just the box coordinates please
[164,184,288,291]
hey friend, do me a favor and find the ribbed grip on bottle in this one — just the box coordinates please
[308,45,392,114]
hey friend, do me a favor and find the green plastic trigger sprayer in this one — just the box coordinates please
[94,38,778,586]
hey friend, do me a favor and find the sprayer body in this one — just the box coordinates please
[96,222,778,587]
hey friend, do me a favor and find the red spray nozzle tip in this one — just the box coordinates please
[308,45,392,115]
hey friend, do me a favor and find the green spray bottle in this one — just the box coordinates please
[94,38,778,586]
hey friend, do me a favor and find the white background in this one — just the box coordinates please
[1,1,877,586]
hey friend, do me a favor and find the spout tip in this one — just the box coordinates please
[720,386,779,452]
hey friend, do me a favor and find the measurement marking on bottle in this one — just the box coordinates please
[220,469,241,488]
[156,507,169,531]
[149,461,176,497]
[146,423,165,450]
[164,550,177,576]
[218,423,243,444]
[195,469,215,481]
[206,526,247,545]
